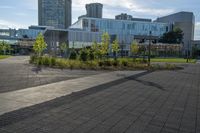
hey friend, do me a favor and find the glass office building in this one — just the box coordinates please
[38,0,72,29]
[68,17,171,53]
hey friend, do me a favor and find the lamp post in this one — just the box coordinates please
[148,31,152,67]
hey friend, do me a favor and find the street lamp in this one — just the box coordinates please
[148,31,152,67]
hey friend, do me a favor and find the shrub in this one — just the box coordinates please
[112,60,119,67]
[80,49,88,61]
[104,60,112,66]
[51,57,56,66]
[69,50,77,60]
[88,50,95,60]
[42,56,51,66]
[37,56,43,65]
[30,55,37,64]
[56,59,68,69]
[121,60,128,67]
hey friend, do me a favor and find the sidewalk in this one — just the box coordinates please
[0,70,144,115]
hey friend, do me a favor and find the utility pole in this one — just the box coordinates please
[148,31,152,67]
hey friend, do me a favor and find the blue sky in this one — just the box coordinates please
[0,0,199,39]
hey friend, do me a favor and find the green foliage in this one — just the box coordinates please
[30,56,183,71]
[69,49,77,60]
[0,55,11,60]
[33,33,47,56]
[80,47,88,61]
[0,41,12,55]
[101,32,110,57]
[159,27,184,44]
[59,42,68,57]
[151,58,196,63]
[91,41,101,59]
[112,38,119,59]
[130,41,139,56]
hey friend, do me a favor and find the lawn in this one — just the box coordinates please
[151,58,196,63]
[0,55,11,60]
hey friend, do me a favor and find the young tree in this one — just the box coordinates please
[59,42,68,58]
[33,33,47,57]
[101,32,110,58]
[131,41,139,56]
[112,38,120,60]
[131,41,139,61]
[91,41,98,59]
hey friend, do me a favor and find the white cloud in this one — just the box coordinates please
[72,0,174,17]
[0,20,26,29]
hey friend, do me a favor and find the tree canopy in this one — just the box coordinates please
[130,41,139,55]
[159,27,184,44]
[33,33,47,56]
[101,32,110,57]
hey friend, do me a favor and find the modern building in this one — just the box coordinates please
[66,17,171,56]
[86,3,103,18]
[16,25,49,40]
[0,26,49,54]
[42,8,196,57]
[115,13,152,22]
[156,11,195,55]
[38,0,72,29]
[115,13,133,21]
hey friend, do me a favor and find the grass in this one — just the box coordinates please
[151,58,197,63]
[30,55,182,71]
[0,55,11,60]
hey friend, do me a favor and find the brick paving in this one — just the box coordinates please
[0,56,104,93]
[0,63,200,133]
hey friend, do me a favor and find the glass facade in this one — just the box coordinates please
[71,17,169,36]
[39,0,71,29]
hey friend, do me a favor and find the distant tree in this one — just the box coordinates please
[101,32,110,58]
[159,27,184,44]
[0,41,11,55]
[33,33,47,57]
[130,41,139,61]
[111,38,120,60]
[59,42,68,58]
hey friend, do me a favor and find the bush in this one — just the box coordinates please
[30,55,37,64]
[80,49,88,61]
[51,57,56,66]
[112,60,119,67]
[42,56,51,66]
[120,59,128,67]
[37,57,43,65]
[69,50,77,60]
[88,50,95,60]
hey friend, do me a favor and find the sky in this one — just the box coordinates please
[0,0,199,39]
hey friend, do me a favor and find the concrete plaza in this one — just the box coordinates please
[0,57,200,133]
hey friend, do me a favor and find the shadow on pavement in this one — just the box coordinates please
[0,71,153,127]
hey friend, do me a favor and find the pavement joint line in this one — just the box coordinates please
[0,70,145,116]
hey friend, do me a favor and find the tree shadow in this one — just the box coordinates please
[132,78,165,91]
[31,66,42,74]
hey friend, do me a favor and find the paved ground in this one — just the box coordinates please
[0,62,200,132]
[0,70,144,115]
[0,56,104,93]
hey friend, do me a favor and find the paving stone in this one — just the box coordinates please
[0,63,200,133]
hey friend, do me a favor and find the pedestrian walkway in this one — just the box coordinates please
[0,70,144,116]
[1,64,200,133]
